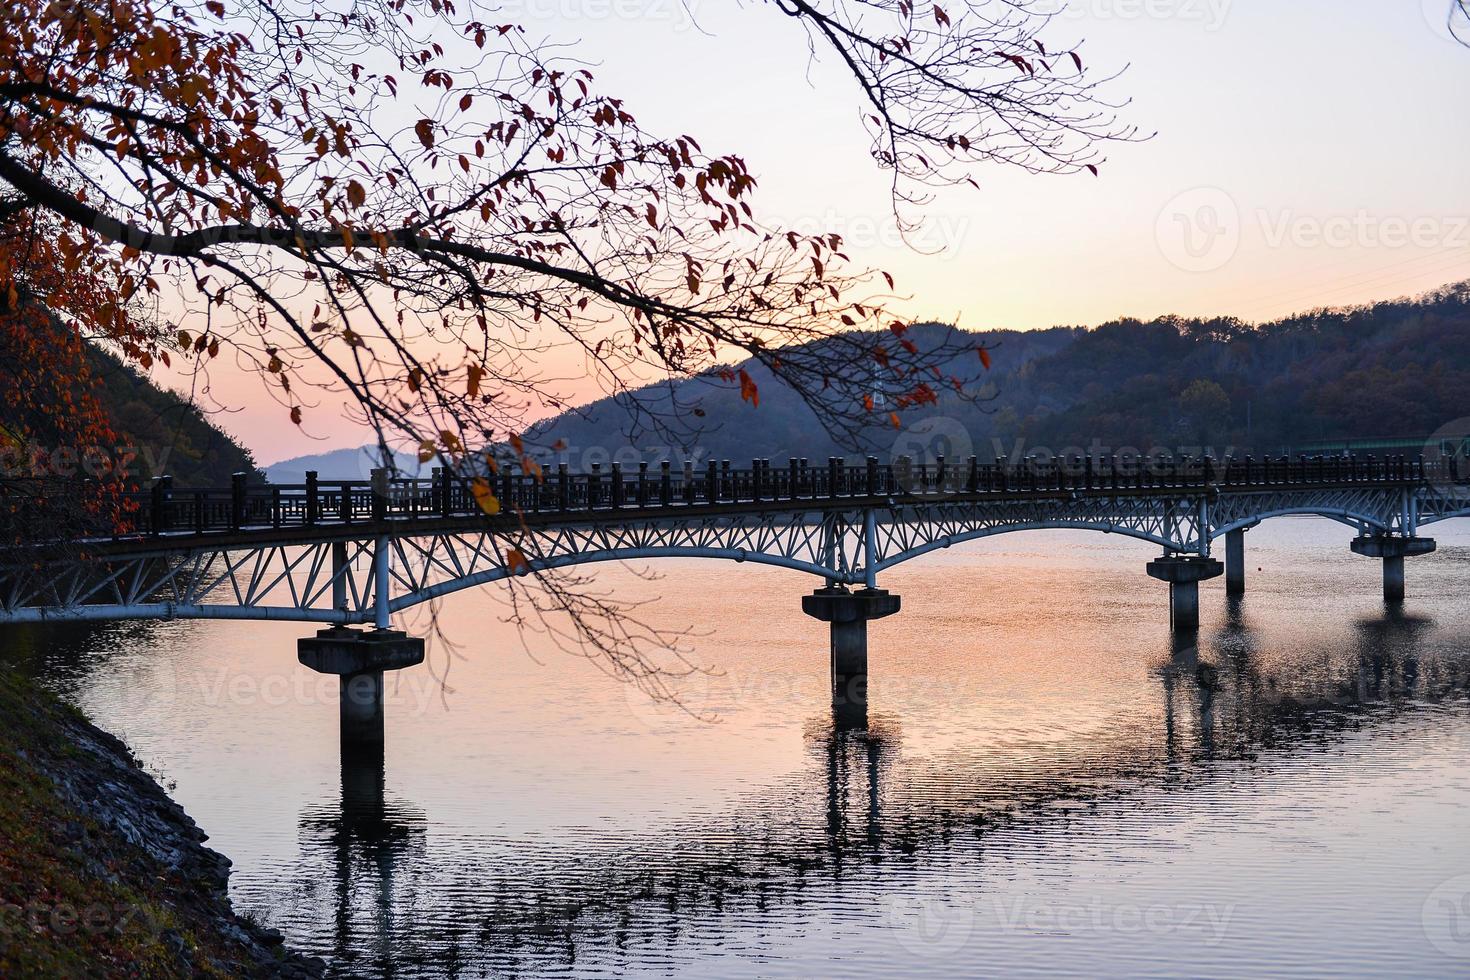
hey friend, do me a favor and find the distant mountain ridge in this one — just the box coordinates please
[263,446,424,484]
[522,280,1470,467]
[265,280,1470,479]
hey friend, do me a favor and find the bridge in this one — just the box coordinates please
[2,454,1466,742]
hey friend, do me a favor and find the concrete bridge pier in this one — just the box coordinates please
[1350,535,1436,603]
[1225,528,1248,596]
[299,627,426,745]
[1146,556,1224,631]
[802,587,901,714]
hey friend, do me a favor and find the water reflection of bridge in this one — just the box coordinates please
[290,606,1467,976]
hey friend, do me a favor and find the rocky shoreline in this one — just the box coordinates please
[0,668,325,977]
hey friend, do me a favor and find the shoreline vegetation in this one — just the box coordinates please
[0,667,322,977]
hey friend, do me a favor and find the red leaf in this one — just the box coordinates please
[978,347,992,369]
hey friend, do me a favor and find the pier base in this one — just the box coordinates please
[1225,528,1247,596]
[298,627,425,745]
[1349,536,1435,603]
[1146,556,1224,631]
[802,588,901,714]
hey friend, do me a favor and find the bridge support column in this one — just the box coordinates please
[1349,535,1436,603]
[299,627,425,745]
[802,587,901,714]
[1225,529,1246,596]
[1146,556,1224,631]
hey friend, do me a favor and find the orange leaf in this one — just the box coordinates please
[467,365,484,398]
[978,347,992,369]
[506,547,531,576]
[738,368,759,408]
[470,478,500,515]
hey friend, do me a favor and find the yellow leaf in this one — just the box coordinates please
[471,478,500,515]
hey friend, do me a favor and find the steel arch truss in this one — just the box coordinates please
[870,494,1203,573]
[2,483,1466,625]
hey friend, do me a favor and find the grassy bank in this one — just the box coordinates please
[0,668,321,977]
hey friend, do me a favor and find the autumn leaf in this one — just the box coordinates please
[978,347,992,369]
[290,406,302,425]
[467,364,484,398]
[506,547,531,575]
[738,368,759,407]
[471,478,501,515]
[415,119,435,149]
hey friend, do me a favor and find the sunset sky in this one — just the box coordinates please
[178,0,1470,463]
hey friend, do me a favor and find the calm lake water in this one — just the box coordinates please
[7,519,1470,978]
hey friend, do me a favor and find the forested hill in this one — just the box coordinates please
[526,281,1470,465]
[85,347,264,485]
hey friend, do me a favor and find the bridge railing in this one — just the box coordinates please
[92,452,1461,540]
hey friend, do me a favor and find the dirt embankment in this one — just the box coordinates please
[0,668,324,977]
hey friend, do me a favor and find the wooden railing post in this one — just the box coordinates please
[230,472,247,531]
[305,470,319,525]
[370,467,388,522]
[150,475,172,536]
[660,461,672,506]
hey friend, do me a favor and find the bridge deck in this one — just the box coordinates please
[75,454,1449,554]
